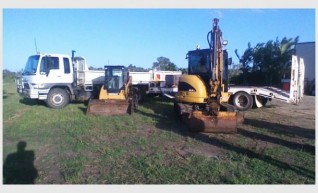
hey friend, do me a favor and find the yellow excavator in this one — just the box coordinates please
[86,65,138,116]
[174,18,244,133]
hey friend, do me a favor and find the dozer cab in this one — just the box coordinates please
[86,65,138,116]
[174,18,244,133]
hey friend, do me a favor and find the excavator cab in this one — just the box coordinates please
[187,49,212,83]
[86,65,135,116]
[187,48,230,92]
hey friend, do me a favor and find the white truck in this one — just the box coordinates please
[16,53,104,108]
[16,52,182,108]
[129,70,182,97]
[227,55,305,111]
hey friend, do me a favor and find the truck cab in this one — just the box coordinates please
[17,54,74,100]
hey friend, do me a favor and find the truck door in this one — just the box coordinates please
[61,57,73,84]
[39,56,73,85]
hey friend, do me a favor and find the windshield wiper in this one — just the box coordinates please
[22,71,35,75]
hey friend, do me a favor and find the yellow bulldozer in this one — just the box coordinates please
[174,18,244,133]
[86,65,138,116]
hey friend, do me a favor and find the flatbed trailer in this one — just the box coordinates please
[227,55,305,111]
[129,70,182,97]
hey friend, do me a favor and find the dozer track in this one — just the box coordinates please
[86,99,131,116]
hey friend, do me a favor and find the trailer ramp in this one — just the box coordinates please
[228,55,305,109]
[229,86,297,103]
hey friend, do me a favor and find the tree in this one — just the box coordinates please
[253,36,298,85]
[232,36,299,86]
[152,56,177,71]
[278,36,299,78]
[127,64,148,72]
[3,69,17,80]
[235,42,253,84]
[228,63,241,82]
[88,66,103,70]
[179,68,188,74]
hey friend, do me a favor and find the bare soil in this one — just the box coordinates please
[247,95,315,132]
[168,95,315,160]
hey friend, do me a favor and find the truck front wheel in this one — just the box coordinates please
[46,88,70,109]
[232,91,253,111]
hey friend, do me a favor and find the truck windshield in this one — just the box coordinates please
[23,55,40,75]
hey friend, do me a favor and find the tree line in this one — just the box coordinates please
[5,36,299,86]
[89,56,187,73]
[230,36,299,86]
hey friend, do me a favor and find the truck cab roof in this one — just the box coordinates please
[32,53,71,58]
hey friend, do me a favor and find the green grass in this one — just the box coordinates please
[2,77,315,184]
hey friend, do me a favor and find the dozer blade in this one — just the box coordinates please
[183,111,244,133]
[86,99,131,116]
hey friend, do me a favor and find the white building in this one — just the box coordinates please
[295,42,315,95]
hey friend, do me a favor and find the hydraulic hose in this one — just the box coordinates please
[207,30,213,49]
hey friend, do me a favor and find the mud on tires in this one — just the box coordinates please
[46,88,70,109]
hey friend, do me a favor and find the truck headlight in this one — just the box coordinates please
[31,83,38,88]
[31,83,45,89]
[38,83,45,88]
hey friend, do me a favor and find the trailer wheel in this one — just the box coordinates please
[233,91,253,111]
[46,88,70,109]
[132,88,139,111]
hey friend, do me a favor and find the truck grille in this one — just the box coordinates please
[24,83,30,89]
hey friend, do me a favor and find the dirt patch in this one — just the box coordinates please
[162,96,315,162]
[179,142,225,160]
[234,96,315,157]
[248,96,315,131]
[81,164,102,183]
[34,144,64,184]
[4,108,29,124]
